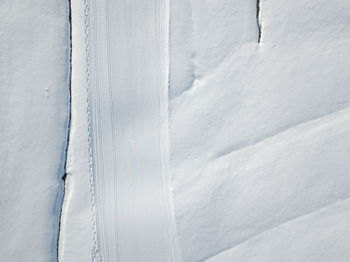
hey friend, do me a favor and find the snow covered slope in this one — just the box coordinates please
[0,1,70,261]
[33,0,349,261]
[206,198,350,262]
[169,0,350,261]
[58,0,94,260]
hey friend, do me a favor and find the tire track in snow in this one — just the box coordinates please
[85,0,180,261]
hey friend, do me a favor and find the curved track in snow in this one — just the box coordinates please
[84,0,179,261]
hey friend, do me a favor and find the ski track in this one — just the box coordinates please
[83,0,100,260]
[84,0,179,261]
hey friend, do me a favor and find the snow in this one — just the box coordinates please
[169,0,350,261]
[61,0,179,261]
[206,198,350,262]
[0,0,70,261]
[2,0,350,261]
[58,1,93,261]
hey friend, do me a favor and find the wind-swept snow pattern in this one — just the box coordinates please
[4,0,350,261]
[80,0,179,261]
[206,197,350,262]
[169,0,350,261]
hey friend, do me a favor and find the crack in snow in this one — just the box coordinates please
[257,0,262,44]
[57,0,72,261]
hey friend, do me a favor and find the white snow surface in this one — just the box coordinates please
[0,1,70,261]
[3,0,350,261]
[206,198,350,262]
[63,0,350,261]
[58,0,93,261]
[169,0,350,261]
[61,0,179,261]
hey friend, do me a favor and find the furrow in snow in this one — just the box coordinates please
[256,0,262,43]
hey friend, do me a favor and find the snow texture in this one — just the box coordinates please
[61,0,179,261]
[169,0,350,261]
[2,0,350,261]
[58,0,94,260]
[0,1,70,261]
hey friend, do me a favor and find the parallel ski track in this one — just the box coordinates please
[84,0,180,261]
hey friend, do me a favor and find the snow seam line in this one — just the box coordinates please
[257,0,262,44]
[57,0,73,261]
[83,0,101,261]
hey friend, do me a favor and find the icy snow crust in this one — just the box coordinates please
[169,0,350,261]
[0,1,70,261]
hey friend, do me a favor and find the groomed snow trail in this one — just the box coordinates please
[84,0,179,261]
